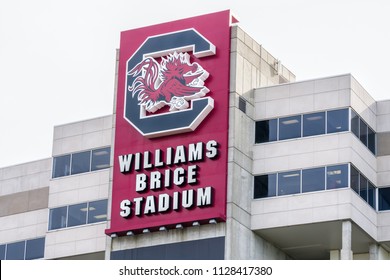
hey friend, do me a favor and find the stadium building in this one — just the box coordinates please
[1,10,390,260]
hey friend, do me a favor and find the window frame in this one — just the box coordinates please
[303,112,326,137]
[278,115,302,141]
[52,147,111,179]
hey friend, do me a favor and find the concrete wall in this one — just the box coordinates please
[45,116,113,259]
[0,159,51,246]
[252,74,390,259]
[225,26,295,259]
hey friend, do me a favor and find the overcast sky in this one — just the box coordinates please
[1,0,390,168]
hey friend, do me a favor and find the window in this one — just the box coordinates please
[278,170,300,196]
[256,108,352,144]
[379,188,390,211]
[351,110,359,137]
[6,241,25,260]
[302,167,325,193]
[350,165,359,194]
[326,164,348,189]
[359,119,368,146]
[368,182,376,209]
[0,244,5,260]
[71,151,91,175]
[327,109,349,133]
[2,238,45,260]
[87,199,108,223]
[49,206,67,230]
[52,147,111,178]
[255,119,277,143]
[49,200,107,231]
[67,203,88,227]
[91,147,111,171]
[350,110,376,155]
[303,112,325,137]
[359,174,368,202]
[279,115,301,140]
[25,237,45,260]
[254,174,277,199]
[367,127,376,154]
[52,154,71,178]
[238,97,246,113]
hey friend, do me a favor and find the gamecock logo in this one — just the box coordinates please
[128,52,209,113]
[124,29,216,138]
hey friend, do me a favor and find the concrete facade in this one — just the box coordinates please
[1,18,390,260]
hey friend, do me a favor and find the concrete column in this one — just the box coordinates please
[329,250,340,260]
[340,220,353,260]
[369,243,379,260]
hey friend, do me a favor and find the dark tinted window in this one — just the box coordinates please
[25,238,45,260]
[327,109,349,133]
[350,165,359,194]
[278,170,300,196]
[87,199,108,223]
[379,188,390,211]
[0,244,5,260]
[367,126,376,154]
[368,182,376,209]
[238,97,246,113]
[303,112,325,137]
[91,147,110,171]
[6,241,25,260]
[255,119,277,143]
[302,167,325,193]
[359,119,368,146]
[67,203,87,227]
[326,164,348,189]
[71,151,91,175]
[359,175,368,202]
[49,206,67,230]
[351,110,359,137]
[254,174,277,198]
[52,155,71,178]
[279,116,301,140]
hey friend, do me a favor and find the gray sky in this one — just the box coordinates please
[1,0,390,168]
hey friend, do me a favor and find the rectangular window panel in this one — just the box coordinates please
[6,241,25,260]
[25,238,45,260]
[52,154,71,178]
[302,167,325,193]
[71,151,91,175]
[351,110,359,137]
[359,174,368,202]
[327,108,349,134]
[379,188,390,211]
[359,119,368,146]
[91,147,111,171]
[368,182,376,209]
[238,97,246,113]
[350,165,359,195]
[0,244,5,260]
[254,174,277,199]
[87,199,108,224]
[67,203,88,227]
[278,170,301,196]
[279,115,301,140]
[303,112,325,137]
[49,206,67,230]
[367,126,376,155]
[255,119,277,143]
[326,164,348,189]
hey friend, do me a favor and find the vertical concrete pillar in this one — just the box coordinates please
[369,243,379,260]
[329,250,340,260]
[340,220,353,260]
